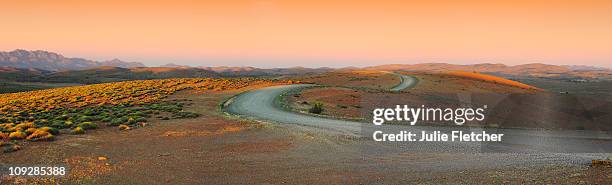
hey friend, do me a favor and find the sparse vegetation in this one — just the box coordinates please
[71,127,85,135]
[0,78,289,152]
[309,102,324,114]
[118,124,131,131]
[349,77,368,81]
[8,131,26,140]
[293,71,400,90]
[77,122,98,130]
[26,130,54,141]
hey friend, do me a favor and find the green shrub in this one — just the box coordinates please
[79,116,95,122]
[71,127,85,135]
[77,122,98,130]
[64,121,74,128]
[309,102,324,114]
[51,120,67,129]
[38,126,60,135]
[83,109,97,116]
[34,119,48,125]
[127,117,137,125]
[110,118,124,126]
[130,111,146,117]
[135,117,147,123]
[100,116,112,122]
[173,112,199,119]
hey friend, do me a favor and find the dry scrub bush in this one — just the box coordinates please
[26,130,54,141]
[118,124,131,131]
[71,127,85,135]
[8,131,26,140]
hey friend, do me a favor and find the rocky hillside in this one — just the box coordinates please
[0,49,145,71]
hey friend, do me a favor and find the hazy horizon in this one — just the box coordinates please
[2,0,611,68]
[2,48,611,69]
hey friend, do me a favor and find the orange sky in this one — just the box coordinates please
[1,0,611,67]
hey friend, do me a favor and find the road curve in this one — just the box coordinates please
[225,74,612,166]
[226,74,418,135]
[390,73,418,91]
[226,84,363,134]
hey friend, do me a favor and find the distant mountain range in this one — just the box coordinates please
[156,62,611,79]
[365,63,568,73]
[160,63,335,76]
[1,49,610,80]
[0,49,145,71]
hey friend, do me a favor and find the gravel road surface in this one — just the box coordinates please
[225,74,612,169]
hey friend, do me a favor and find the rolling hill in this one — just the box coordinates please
[365,63,611,79]
[159,64,336,77]
[0,67,52,81]
[38,66,219,84]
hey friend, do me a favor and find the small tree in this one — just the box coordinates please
[309,102,324,114]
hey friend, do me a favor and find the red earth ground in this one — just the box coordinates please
[1,75,610,184]
[288,71,612,130]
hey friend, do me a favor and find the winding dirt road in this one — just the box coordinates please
[225,74,417,135]
[390,73,418,91]
[225,74,612,169]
